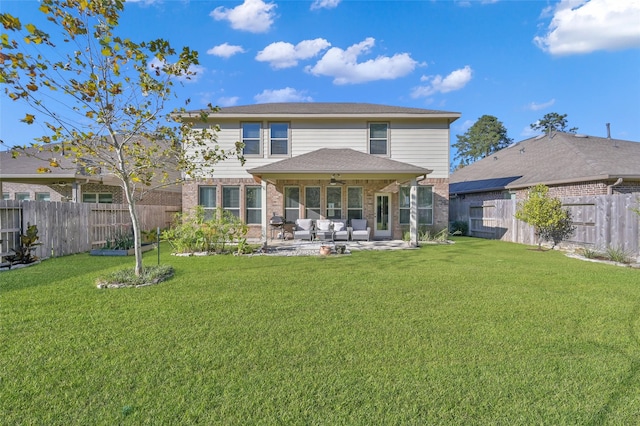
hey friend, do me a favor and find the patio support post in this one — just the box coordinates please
[410,178,418,247]
[261,180,268,242]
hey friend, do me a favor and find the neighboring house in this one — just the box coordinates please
[450,132,640,202]
[180,102,460,241]
[0,143,182,207]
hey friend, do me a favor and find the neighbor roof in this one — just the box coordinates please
[0,145,90,184]
[450,132,640,194]
[248,148,432,177]
[182,102,460,120]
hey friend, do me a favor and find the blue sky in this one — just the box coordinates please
[2,0,640,163]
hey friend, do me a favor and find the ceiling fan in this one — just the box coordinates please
[330,174,345,185]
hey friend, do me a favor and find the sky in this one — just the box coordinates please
[1,0,640,166]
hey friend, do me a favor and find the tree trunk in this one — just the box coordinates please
[122,179,143,276]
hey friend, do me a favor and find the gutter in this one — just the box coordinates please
[505,174,640,191]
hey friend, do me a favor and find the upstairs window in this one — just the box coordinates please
[242,122,261,156]
[369,123,389,155]
[270,123,289,156]
[3,192,10,200]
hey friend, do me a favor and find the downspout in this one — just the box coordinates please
[607,178,623,195]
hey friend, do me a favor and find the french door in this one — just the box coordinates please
[375,193,391,239]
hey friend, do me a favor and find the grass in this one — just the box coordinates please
[1,237,639,424]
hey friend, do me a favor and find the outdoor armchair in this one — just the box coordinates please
[350,219,371,241]
[293,218,314,240]
[332,220,349,241]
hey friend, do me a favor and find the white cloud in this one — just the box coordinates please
[521,125,540,138]
[210,0,277,34]
[457,119,475,133]
[411,66,473,98]
[256,38,331,69]
[534,0,640,55]
[305,37,417,85]
[310,0,341,10]
[254,88,313,103]
[527,98,556,111]
[148,57,204,83]
[217,96,241,107]
[207,43,246,58]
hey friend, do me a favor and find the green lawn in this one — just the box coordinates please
[1,238,639,424]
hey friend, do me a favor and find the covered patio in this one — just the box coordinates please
[248,148,433,247]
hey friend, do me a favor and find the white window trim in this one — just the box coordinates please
[399,186,433,226]
[305,186,321,219]
[368,122,390,156]
[36,192,51,201]
[325,186,343,219]
[241,122,263,157]
[245,186,262,225]
[284,186,300,223]
[222,186,240,218]
[347,186,363,221]
[198,186,217,210]
[82,193,113,204]
[268,122,291,157]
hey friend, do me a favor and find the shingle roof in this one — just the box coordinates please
[0,145,80,180]
[185,102,460,118]
[248,148,432,175]
[450,132,640,194]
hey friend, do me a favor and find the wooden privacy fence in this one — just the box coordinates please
[450,194,640,256]
[0,200,180,261]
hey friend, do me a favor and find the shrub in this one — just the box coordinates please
[449,220,469,236]
[580,247,600,259]
[162,206,248,254]
[605,246,631,264]
[5,223,42,265]
[104,231,135,250]
[515,184,575,249]
[417,227,449,242]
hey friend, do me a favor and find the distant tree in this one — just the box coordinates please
[515,184,575,250]
[453,115,512,167]
[0,1,243,276]
[530,112,578,134]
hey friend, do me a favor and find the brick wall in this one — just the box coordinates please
[184,177,450,240]
[2,182,69,201]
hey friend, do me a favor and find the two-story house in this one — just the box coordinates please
[180,103,460,242]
